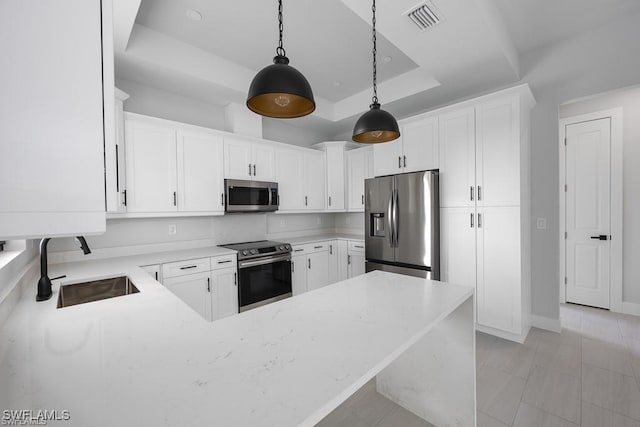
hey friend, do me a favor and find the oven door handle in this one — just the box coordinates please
[238,254,291,269]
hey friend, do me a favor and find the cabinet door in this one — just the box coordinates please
[252,143,276,181]
[439,207,477,288]
[348,252,366,278]
[402,116,439,173]
[307,251,329,291]
[275,148,304,210]
[476,207,521,333]
[211,267,238,320]
[163,272,211,320]
[106,97,126,213]
[346,150,366,212]
[224,136,253,180]
[291,254,307,295]
[476,97,520,207]
[304,152,326,210]
[439,108,476,208]
[338,240,349,281]
[125,118,178,212]
[177,130,224,212]
[373,138,402,177]
[326,147,345,211]
[141,264,161,283]
[364,148,374,179]
[328,241,339,284]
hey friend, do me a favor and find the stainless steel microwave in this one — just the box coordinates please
[224,179,279,213]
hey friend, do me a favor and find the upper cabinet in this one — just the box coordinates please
[0,0,113,239]
[373,116,438,177]
[275,147,326,212]
[124,114,224,215]
[224,135,276,182]
[105,88,129,213]
[313,142,347,211]
[346,147,373,212]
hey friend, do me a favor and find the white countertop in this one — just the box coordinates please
[282,233,363,246]
[0,257,472,426]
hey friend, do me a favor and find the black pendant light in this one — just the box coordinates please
[352,0,400,143]
[247,0,315,119]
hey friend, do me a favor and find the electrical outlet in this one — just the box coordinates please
[168,224,177,235]
[536,218,547,230]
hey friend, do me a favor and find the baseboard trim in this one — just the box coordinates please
[476,324,530,344]
[622,301,640,317]
[530,314,561,333]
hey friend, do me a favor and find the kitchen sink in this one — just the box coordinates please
[57,276,139,308]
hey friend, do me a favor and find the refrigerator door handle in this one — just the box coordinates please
[387,190,394,248]
[393,188,399,247]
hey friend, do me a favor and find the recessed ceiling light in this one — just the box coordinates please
[333,81,342,87]
[382,56,392,63]
[185,8,202,21]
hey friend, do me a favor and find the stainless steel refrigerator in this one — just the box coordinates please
[365,170,440,280]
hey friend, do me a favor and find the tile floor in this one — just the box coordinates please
[318,304,640,426]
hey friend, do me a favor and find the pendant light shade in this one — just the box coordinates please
[352,102,400,143]
[352,0,400,143]
[246,0,315,119]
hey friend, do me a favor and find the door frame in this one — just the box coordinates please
[558,108,623,311]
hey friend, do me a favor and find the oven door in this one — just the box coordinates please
[225,179,278,213]
[237,254,292,311]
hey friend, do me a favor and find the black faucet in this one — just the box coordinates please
[36,236,92,301]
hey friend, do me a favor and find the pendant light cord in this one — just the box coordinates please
[371,0,378,105]
[276,0,286,57]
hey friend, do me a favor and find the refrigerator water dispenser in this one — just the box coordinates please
[370,213,385,237]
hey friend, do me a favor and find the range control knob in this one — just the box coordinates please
[250,249,258,255]
[278,245,284,250]
[241,250,248,256]
[284,244,291,250]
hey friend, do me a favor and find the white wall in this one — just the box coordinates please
[520,10,640,319]
[559,86,640,305]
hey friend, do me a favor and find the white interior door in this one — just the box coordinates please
[565,118,611,309]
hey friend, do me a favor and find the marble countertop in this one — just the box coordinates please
[0,256,472,426]
[282,233,364,246]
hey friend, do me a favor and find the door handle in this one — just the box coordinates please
[387,191,394,248]
[590,235,609,240]
[361,194,364,205]
[348,255,351,265]
[305,196,308,206]
[207,277,211,292]
[478,213,482,228]
[328,196,331,206]
[234,272,237,286]
[393,189,399,247]
[329,244,333,255]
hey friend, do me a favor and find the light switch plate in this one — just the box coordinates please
[536,218,547,230]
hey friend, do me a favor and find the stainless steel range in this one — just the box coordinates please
[219,240,292,312]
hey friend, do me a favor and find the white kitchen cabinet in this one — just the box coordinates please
[163,271,212,321]
[372,116,438,177]
[106,88,130,213]
[141,264,162,283]
[347,241,366,278]
[307,250,330,291]
[436,86,534,342]
[303,152,326,210]
[224,135,275,181]
[328,240,339,284]
[177,130,224,212]
[346,148,373,212]
[337,240,349,282]
[275,148,304,211]
[291,253,307,295]
[0,0,112,239]
[438,107,476,208]
[211,266,238,320]
[313,142,347,211]
[125,116,178,213]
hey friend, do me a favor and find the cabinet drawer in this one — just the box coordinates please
[162,257,211,279]
[291,245,308,255]
[348,241,365,253]
[308,242,329,253]
[211,254,237,270]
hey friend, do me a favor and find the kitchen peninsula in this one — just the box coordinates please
[0,259,474,427]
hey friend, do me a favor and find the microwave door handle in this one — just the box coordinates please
[268,187,272,207]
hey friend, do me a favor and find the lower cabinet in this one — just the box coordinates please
[328,241,339,284]
[140,264,161,282]
[158,255,238,321]
[291,254,308,295]
[347,241,366,278]
[307,251,329,292]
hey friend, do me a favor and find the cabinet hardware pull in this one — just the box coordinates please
[277,195,280,205]
[253,164,256,176]
[308,258,311,269]
[291,262,295,272]
[470,186,474,201]
[173,191,177,206]
[354,245,364,248]
[180,265,197,270]
[590,235,609,240]
[478,213,482,228]
[294,249,304,252]
[328,196,331,206]
[314,245,323,249]
[398,156,401,168]
[234,272,237,285]
[403,155,407,168]
[329,245,333,255]
[115,144,120,192]
[122,190,127,207]
[221,193,224,206]
[155,271,158,281]
[470,213,474,228]
[478,186,482,201]
[305,196,308,206]
[361,194,364,205]
[248,164,252,176]
[207,277,210,292]
[348,255,351,264]
[217,259,232,264]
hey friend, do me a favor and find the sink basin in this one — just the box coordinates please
[57,276,139,308]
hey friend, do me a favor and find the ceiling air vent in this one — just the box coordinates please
[406,1,443,30]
